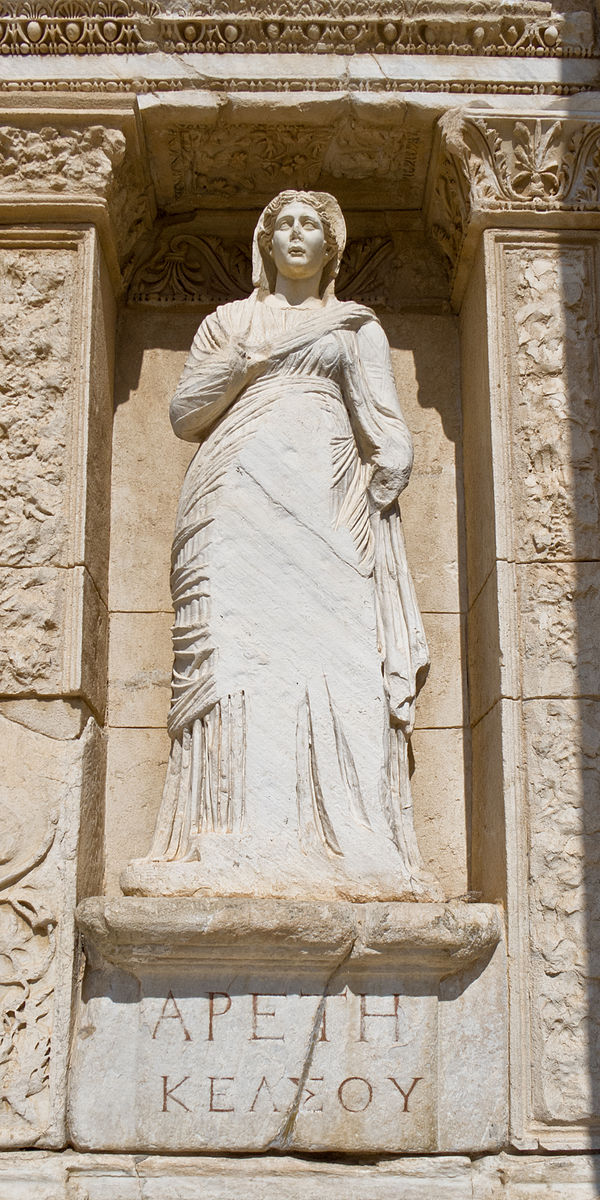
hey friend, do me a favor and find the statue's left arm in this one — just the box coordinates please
[339,318,414,507]
[340,316,429,729]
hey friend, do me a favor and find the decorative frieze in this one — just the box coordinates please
[0,0,593,59]
[165,119,420,207]
[127,224,448,309]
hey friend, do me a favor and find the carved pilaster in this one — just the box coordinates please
[0,102,151,1146]
[462,227,600,1150]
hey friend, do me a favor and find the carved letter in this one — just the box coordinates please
[288,1076,324,1113]
[359,994,401,1043]
[249,1075,280,1112]
[337,1076,373,1112]
[207,991,232,1041]
[209,1076,235,1113]
[388,1076,422,1112]
[152,990,192,1041]
[251,993,285,1041]
[162,1075,191,1113]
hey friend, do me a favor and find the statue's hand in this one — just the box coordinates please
[230,339,269,381]
[368,447,411,510]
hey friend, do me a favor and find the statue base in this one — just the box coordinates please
[70,898,507,1155]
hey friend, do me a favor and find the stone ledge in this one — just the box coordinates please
[76,896,502,974]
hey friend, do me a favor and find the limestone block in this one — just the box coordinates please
[0,566,108,720]
[468,563,519,727]
[460,242,496,604]
[403,466,461,615]
[107,612,172,729]
[411,727,468,898]
[109,311,197,614]
[416,612,465,730]
[104,728,170,897]
[0,712,104,1148]
[0,1150,475,1200]
[71,898,505,1155]
[473,1152,600,1199]
[518,562,600,700]
[470,701,508,904]
[523,698,600,1124]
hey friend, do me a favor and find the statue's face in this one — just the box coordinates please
[270,201,330,281]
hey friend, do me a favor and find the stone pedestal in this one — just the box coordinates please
[70,898,506,1154]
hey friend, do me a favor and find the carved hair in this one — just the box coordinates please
[252,190,346,298]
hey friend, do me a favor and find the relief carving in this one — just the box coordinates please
[0,813,57,1135]
[0,0,592,58]
[504,241,600,1124]
[164,118,422,209]
[0,247,75,569]
[429,114,600,273]
[506,245,599,560]
[127,224,448,308]
[524,700,600,1122]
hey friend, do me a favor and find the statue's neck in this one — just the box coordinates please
[273,270,323,307]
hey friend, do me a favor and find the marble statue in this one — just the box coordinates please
[122,190,441,902]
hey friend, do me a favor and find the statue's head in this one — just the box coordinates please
[253,190,346,298]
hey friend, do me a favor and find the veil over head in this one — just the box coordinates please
[252,190,346,298]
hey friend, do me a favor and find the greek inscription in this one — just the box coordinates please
[288,1076,324,1112]
[162,1075,191,1113]
[388,1075,422,1112]
[249,1075,280,1112]
[251,993,285,1041]
[359,993,402,1042]
[153,990,191,1041]
[209,1076,235,1112]
[207,991,231,1041]
[338,1076,373,1112]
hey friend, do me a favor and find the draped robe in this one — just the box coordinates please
[129,292,439,901]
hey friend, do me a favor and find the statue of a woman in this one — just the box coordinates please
[122,191,441,902]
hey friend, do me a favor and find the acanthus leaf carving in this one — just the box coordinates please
[428,113,600,274]
[126,224,449,308]
[128,230,253,305]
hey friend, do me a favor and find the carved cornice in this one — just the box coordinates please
[427,112,600,285]
[126,219,449,308]
[0,0,594,58]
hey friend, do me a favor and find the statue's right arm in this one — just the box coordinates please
[170,308,257,443]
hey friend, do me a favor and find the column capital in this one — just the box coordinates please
[425,109,600,306]
[0,96,154,288]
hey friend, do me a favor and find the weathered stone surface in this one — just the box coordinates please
[5,1148,600,1199]
[518,562,600,700]
[107,611,171,729]
[70,897,505,1154]
[524,698,600,1125]
[103,728,170,898]
[0,243,77,568]
[0,565,108,718]
[505,243,600,563]
[411,727,468,898]
[0,713,104,1148]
